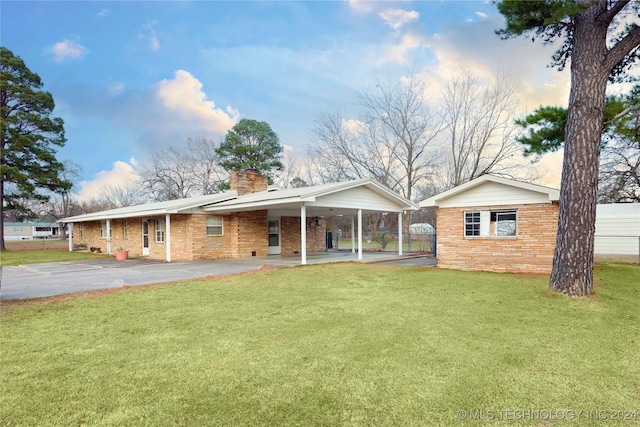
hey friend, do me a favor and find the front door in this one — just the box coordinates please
[268,219,281,255]
[142,220,150,256]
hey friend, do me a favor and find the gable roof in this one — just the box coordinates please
[61,192,237,223]
[419,175,560,208]
[204,179,417,215]
[60,179,417,223]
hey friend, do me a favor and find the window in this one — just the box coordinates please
[123,219,128,238]
[100,221,110,238]
[464,212,481,237]
[155,219,165,242]
[206,217,223,236]
[465,210,518,238]
[495,211,517,236]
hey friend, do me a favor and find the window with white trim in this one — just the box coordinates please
[100,220,110,238]
[494,210,517,236]
[464,212,481,237]
[464,210,518,237]
[155,219,165,242]
[206,217,223,236]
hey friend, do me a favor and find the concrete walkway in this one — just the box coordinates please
[0,252,435,300]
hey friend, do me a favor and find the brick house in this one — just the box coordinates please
[419,175,560,274]
[62,170,417,264]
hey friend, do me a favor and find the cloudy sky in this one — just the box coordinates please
[2,0,574,198]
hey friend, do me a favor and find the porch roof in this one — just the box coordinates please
[61,192,237,223]
[60,179,417,224]
[202,179,418,216]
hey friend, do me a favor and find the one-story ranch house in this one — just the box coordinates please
[62,170,418,265]
[420,175,560,274]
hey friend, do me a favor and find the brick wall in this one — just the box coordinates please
[436,202,559,274]
[230,170,268,195]
[73,219,142,257]
[72,211,327,260]
[281,216,327,254]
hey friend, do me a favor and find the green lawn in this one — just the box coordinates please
[0,249,106,266]
[1,263,638,426]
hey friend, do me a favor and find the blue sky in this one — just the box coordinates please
[1,0,571,197]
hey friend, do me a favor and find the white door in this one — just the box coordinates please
[268,219,281,255]
[142,220,150,256]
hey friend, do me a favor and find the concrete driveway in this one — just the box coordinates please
[0,252,435,300]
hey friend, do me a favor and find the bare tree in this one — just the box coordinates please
[598,138,640,202]
[137,137,228,201]
[433,72,525,190]
[310,74,442,200]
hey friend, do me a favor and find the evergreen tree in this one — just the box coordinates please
[1,47,71,250]
[215,119,284,178]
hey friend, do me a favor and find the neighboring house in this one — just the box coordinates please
[419,175,560,274]
[595,203,640,256]
[2,222,61,240]
[61,170,418,264]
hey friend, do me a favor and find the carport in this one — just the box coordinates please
[200,179,419,264]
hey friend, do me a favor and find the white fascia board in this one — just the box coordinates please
[204,196,315,212]
[418,175,559,207]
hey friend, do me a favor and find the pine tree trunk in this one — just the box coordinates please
[549,5,609,296]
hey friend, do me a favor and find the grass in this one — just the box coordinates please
[1,263,638,426]
[0,249,106,266]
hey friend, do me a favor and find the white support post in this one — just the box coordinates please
[351,216,356,253]
[106,219,111,255]
[68,223,73,252]
[398,212,403,256]
[357,209,363,260]
[165,214,171,263]
[300,204,307,265]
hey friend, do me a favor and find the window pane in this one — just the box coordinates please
[464,211,481,236]
[495,211,517,236]
[206,217,223,236]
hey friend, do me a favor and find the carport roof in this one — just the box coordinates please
[61,179,417,223]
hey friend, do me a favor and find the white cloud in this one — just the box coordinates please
[140,21,160,51]
[98,8,109,17]
[475,11,488,19]
[379,9,419,30]
[76,160,140,201]
[341,118,367,136]
[156,69,239,134]
[379,33,425,64]
[108,82,125,94]
[345,0,376,14]
[47,40,88,62]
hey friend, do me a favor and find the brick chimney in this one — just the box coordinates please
[230,169,268,195]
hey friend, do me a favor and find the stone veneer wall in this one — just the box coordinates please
[436,202,559,274]
[72,211,271,260]
[280,216,327,255]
